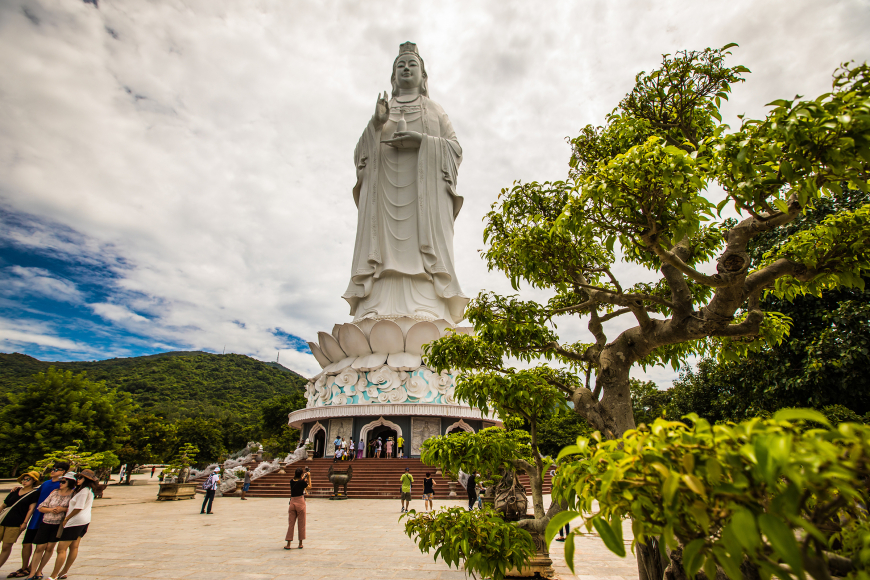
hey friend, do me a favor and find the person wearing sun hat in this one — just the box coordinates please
[0,471,41,574]
[14,462,70,579]
[45,470,99,580]
[25,472,76,580]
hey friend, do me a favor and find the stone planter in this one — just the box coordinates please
[448,480,457,497]
[307,448,314,460]
[505,515,554,578]
[157,482,198,501]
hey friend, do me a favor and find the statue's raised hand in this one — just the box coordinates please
[373,91,390,129]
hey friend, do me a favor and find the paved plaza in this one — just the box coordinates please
[0,475,637,580]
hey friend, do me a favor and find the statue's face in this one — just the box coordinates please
[395,55,423,90]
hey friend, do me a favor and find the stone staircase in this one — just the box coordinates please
[204,458,553,500]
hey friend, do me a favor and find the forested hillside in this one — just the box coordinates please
[0,351,307,419]
[0,351,309,473]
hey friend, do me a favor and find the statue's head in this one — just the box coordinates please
[391,41,428,97]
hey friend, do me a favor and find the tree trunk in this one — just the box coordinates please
[636,537,668,580]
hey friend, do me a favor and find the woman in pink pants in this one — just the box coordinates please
[284,468,308,549]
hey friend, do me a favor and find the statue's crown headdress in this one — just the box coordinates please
[398,42,419,56]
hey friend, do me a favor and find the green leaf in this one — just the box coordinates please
[772,408,831,427]
[545,511,579,546]
[758,514,803,575]
[565,530,576,574]
[730,509,761,552]
[592,516,626,557]
[683,538,706,578]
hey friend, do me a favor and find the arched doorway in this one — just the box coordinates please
[367,426,398,458]
[359,417,403,458]
[309,422,327,458]
[313,430,326,458]
[445,419,475,435]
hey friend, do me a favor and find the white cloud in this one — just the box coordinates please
[0,0,867,380]
[0,266,83,303]
[0,319,87,352]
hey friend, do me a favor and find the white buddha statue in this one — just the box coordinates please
[342,42,469,325]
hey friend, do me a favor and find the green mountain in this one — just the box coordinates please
[0,351,308,420]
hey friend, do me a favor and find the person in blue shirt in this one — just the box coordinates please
[10,462,69,579]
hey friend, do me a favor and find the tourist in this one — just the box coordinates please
[150,466,156,478]
[385,437,394,459]
[333,435,341,455]
[422,472,435,512]
[157,471,164,483]
[284,468,308,550]
[368,439,376,458]
[555,521,570,542]
[46,469,98,580]
[357,438,364,459]
[200,468,220,514]
[340,437,347,460]
[466,471,477,511]
[240,468,251,501]
[332,445,341,463]
[348,438,354,461]
[374,438,382,459]
[0,472,40,576]
[25,473,76,580]
[399,467,414,513]
[397,435,404,458]
[19,463,69,578]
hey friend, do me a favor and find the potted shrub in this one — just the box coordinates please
[157,443,199,501]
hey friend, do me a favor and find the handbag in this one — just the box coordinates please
[494,471,528,519]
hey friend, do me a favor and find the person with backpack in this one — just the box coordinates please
[240,468,251,501]
[200,468,220,514]
[399,467,414,513]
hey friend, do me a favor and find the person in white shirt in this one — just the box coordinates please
[200,469,220,515]
[46,469,99,580]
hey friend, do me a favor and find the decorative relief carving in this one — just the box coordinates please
[305,364,456,409]
[288,403,499,429]
[328,418,353,445]
[411,417,441,456]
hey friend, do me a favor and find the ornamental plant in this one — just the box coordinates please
[548,410,870,580]
[163,443,199,483]
[424,45,870,579]
[403,506,536,580]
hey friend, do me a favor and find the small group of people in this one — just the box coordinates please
[398,469,437,513]
[332,436,356,462]
[0,463,98,580]
[330,434,408,461]
[367,435,405,459]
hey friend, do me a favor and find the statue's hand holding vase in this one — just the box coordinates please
[382,130,422,149]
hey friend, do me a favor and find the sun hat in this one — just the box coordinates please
[76,469,99,482]
[62,472,77,482]
[17,471,40,484]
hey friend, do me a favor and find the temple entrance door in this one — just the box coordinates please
[368,426,398,458]
[313,429,325,458]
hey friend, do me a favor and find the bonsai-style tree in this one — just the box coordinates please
[163,443,199,483]
[424,45,870,579]
[31,440,119,482]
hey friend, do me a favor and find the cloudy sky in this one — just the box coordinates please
[1,0,868,381]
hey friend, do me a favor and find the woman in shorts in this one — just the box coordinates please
[26,473,76,579]
[422,472,436,512]
[46,469,98,580]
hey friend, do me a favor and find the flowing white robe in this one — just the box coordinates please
[342,95,469,324]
